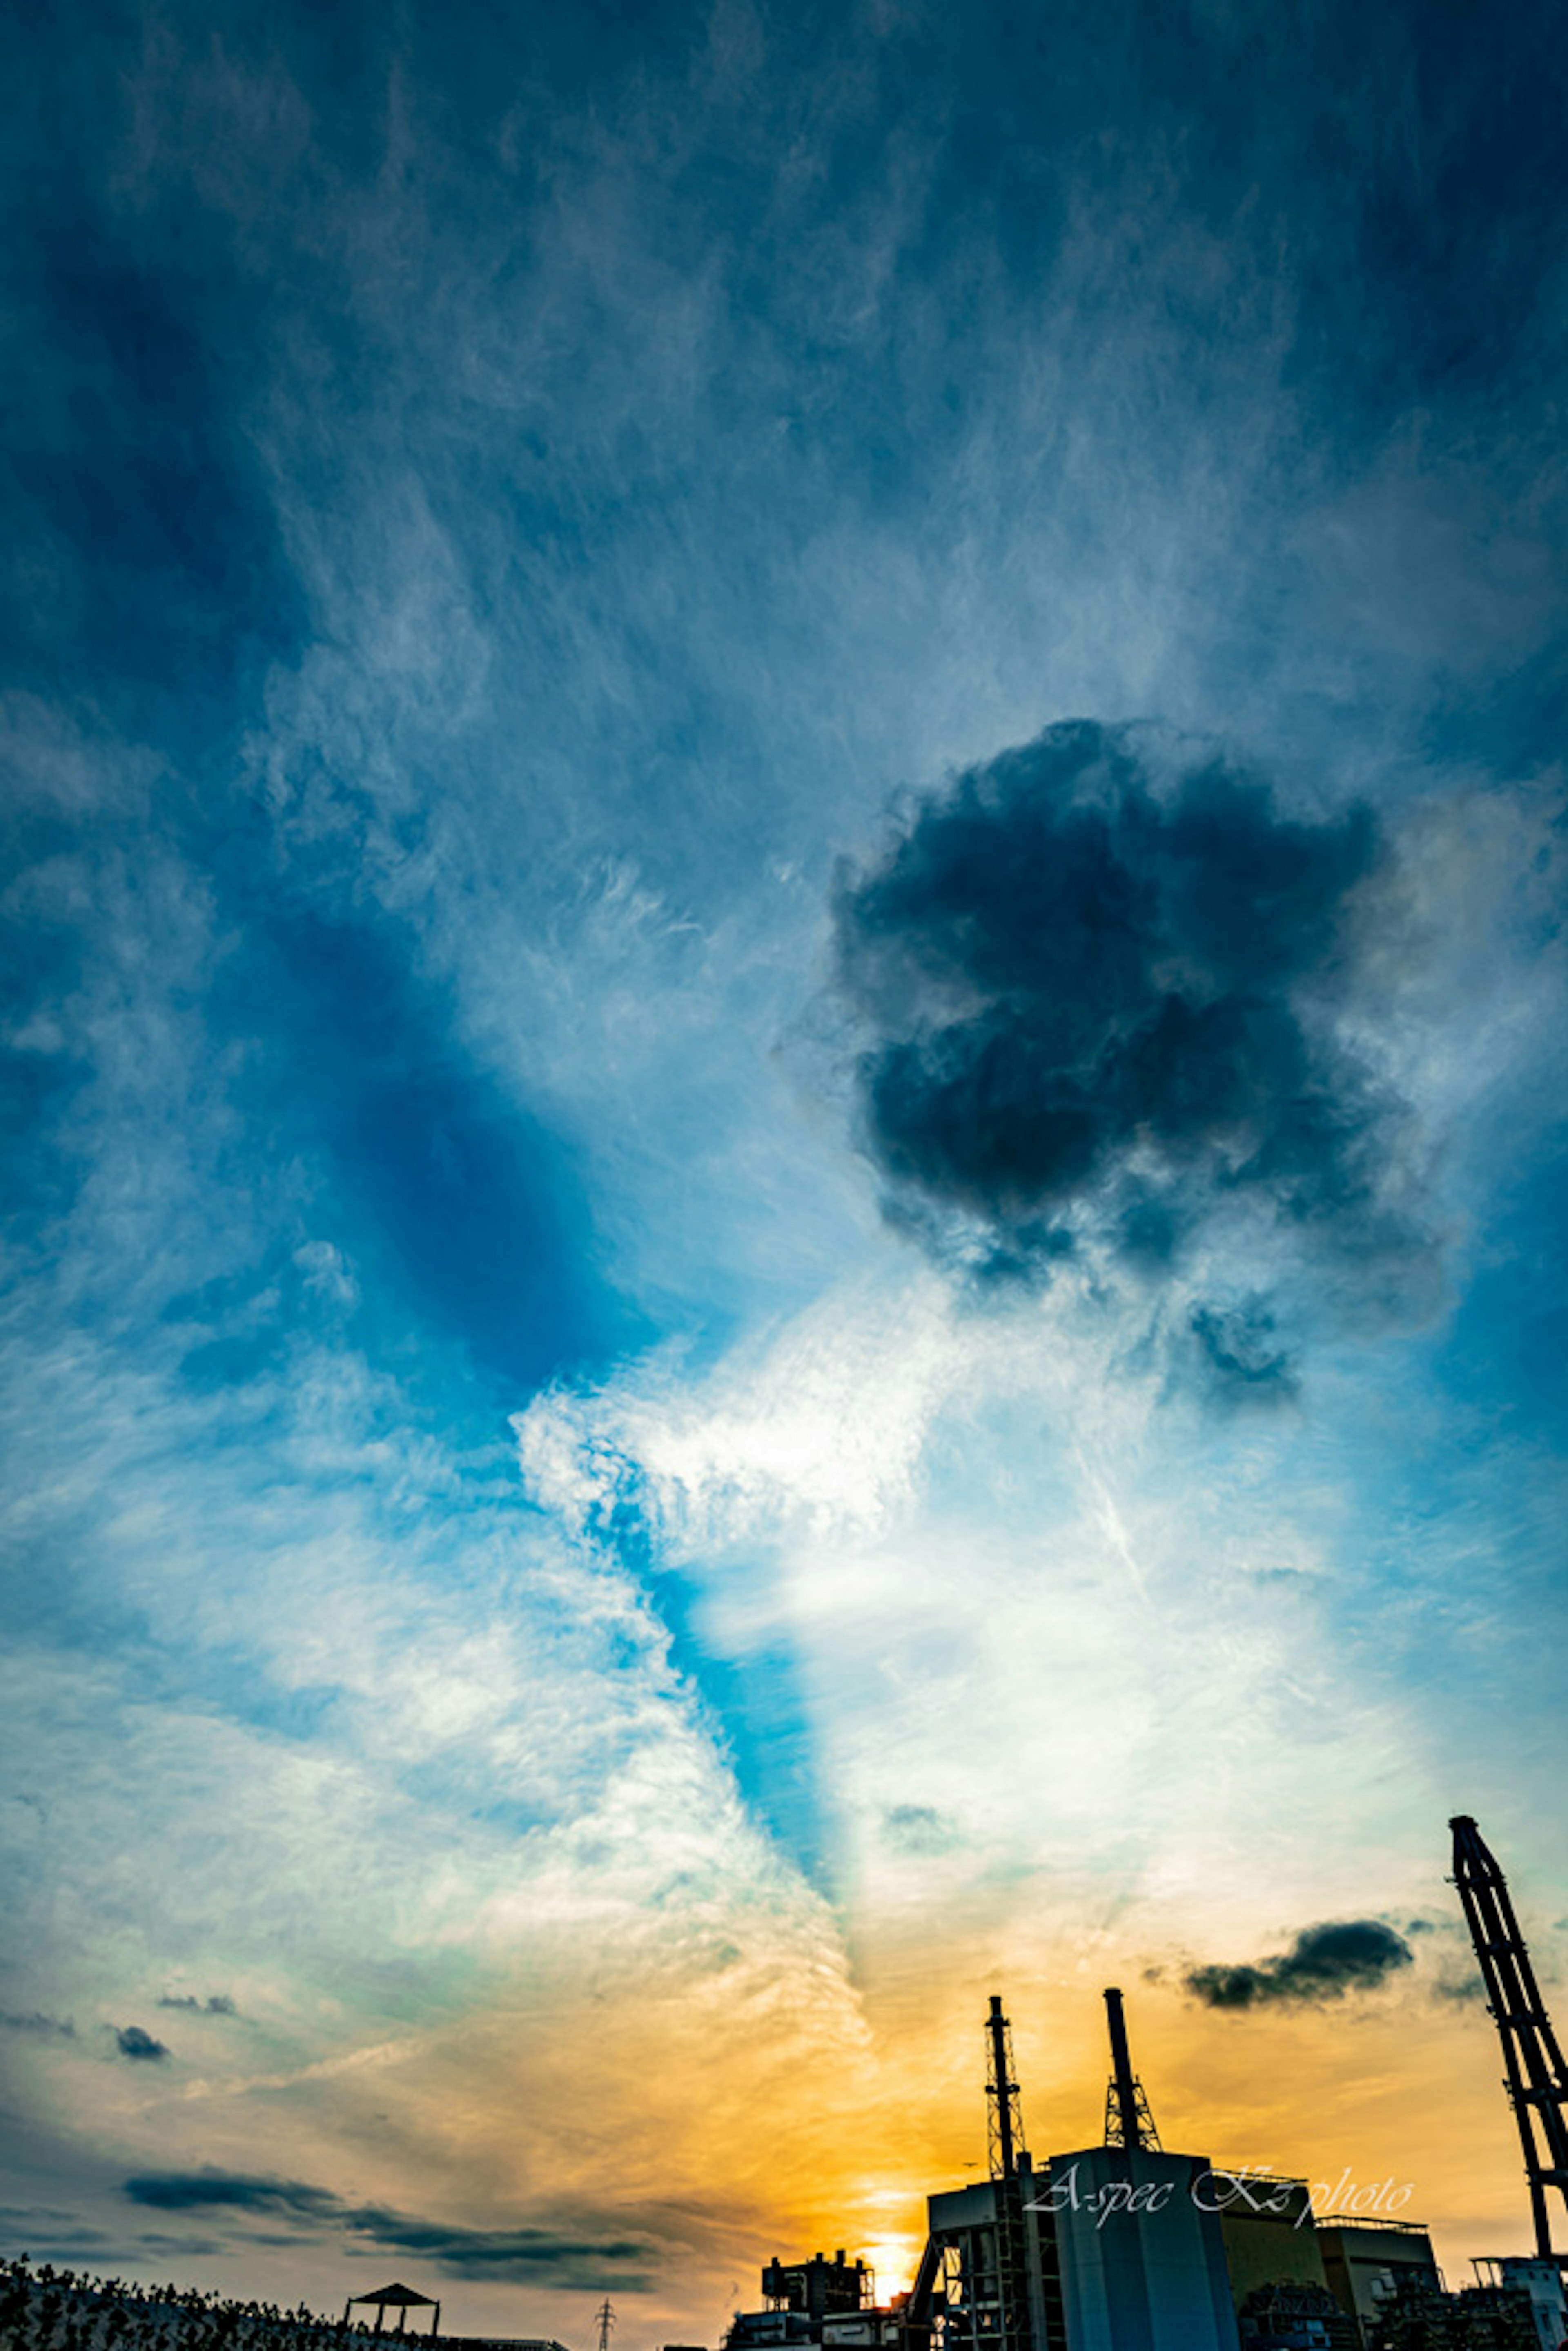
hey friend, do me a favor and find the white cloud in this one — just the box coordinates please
[515,1273,961,1551]
[512,1264,1451,1979]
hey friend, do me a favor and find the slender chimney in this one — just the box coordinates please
[988,1994,1018,2178]
[1104,1988,1141,2150]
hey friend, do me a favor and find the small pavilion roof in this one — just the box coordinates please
[349,2284,439,2308]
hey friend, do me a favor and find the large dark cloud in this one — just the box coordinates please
[835,722,1434,1338]
[1185,1919,1415,2009]
[124,2173,656,2288]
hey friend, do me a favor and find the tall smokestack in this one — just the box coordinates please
[1105,1988,1140,2150]
[1101,1986,1159,2150]
[987,1994,1018,2179]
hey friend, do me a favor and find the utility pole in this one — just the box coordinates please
[595,2302,616,2351]
[1451,1814,1568,2259]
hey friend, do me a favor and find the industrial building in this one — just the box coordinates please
[728,2257,889,2351]
[1470,2261,1568,2351]
[1314,2221,1442,2339]
[1213,2175,1334,2311]
[728,1988,1243,2351]
[722,1816,1568,2351]
[1047,2143,1239,2351]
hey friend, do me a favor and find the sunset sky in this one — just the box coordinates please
[4,0,1568,2339]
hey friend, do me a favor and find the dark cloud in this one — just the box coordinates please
[833,722,1437,1371]
[355,2211,654,2284]
[126,2163,339,2219]
[1185,1919,1415,2009]
[114,2026,170,2061]
[1188,1300,1299,1407]
[126,2175,338,2220]
[157,1993,237,2015]
[123,2173,656,2288]
[0,2011,75,2037]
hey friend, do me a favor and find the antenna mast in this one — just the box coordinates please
[1450,1814,1568,2259]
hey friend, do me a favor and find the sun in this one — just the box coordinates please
[854,2237,925,2303]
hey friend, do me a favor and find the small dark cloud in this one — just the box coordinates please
[157,1992,238,2015]
[832,722,1437,1382]
[882,1803,963,1857]
[1188,1300,1299,1408]
[1432,1968,1488,2005]
[0,2010,75,2037]
[114,2025,170,2061]
[1186,1919,1414,2009]
[124,2172,656,2288]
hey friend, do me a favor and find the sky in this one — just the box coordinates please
[4,0,1568,2337]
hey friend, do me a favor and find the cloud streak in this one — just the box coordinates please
[123,2173,657,2287]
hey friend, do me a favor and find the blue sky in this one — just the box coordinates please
[4,0,1568,2335]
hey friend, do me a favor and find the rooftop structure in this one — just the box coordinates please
[343,2285,441,2340]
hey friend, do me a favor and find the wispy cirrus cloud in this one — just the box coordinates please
[5,0,1568,2323]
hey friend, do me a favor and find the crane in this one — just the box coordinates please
[1451,1814,1568,2260]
